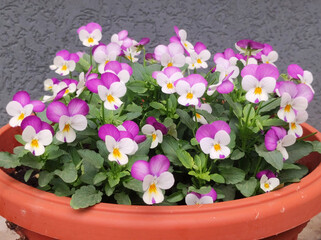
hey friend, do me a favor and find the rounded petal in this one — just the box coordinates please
[217,80,234,94]
[292,97,308,111]
[22,125,36,143]
[241,64,258,78]
[98,124,120,141]
[70,115,87,131]
[242,75,259,91]
[21,115,42,133]
[109,82,126,98]
[149,154,170,176]
[105,61,122,74]
[118,138,137,155]
[121,121,139,136]
[46,101,68,123]
[256,64,279,80]
[67,98,89,116]
[200,137,215,154]
[13,91,30,106]
[265,128,278,151]
[157,172,174,190]
[287,64,303,79]
[30,100,45,112]
[211,120,231,134]
[168,42,184,56]
[142,124,156,135]
[260,77,276,93]
[101,72,120,89]
[185,193,201,205]
[191,83,206,98]
[214,130,231,145]
[296,83,314,103]
[131,160,150,181]
[6,101,23,117]
[37,129,53,146]
[196,124,216,142]
[281,134,296,147]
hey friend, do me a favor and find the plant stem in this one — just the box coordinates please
[101,101,105,124]
[90,47,93,66]
[297,132,317,141]
[143,47,146,67]
[193,106,199,134]
[69,72,72,79]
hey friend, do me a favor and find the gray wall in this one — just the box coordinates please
[1,0,320,130]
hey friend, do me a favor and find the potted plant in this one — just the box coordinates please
[0,23,320,240]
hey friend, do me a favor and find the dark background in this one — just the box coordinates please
[0,0,320,130]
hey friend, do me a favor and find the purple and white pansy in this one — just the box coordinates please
[142,117,167,149]
[175,74,207,106]
[254,44,278,66]
[76,67,97,97]
[123,40,141,63]
[185,188,217,205]
[193,102,212,125]
[196,120,231,159]
[111,30,133,49]
[21,116,54,156]
[6,91,45,127]
[153,66,184,94]
[170,26,194,53]
[103,61,133,84]
[49,50,79,76]
[131,155,175,205]
[77,22,102,47]
[186,42,211,69]
[47,99,89,143]
[86,72,126,110]
[154,42,186,68]
[276,81,313,123]
[265,126,296,160]
[241,63,279,103]
[44,78,59,92]
[117,120,146,144]
[287,111,308,138]
[256,170,280,193]
[93,43,122,74]
[235,39,264,56]
[287,64,314,93]
[98,124,138,165]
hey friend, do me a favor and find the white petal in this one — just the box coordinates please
[59,115,70,131]
[6,101,23,117]
[160,53,171,67]
[268,177,280,189]
[199,50,211,62]
[150,138,159,149]
[37,130,53,146]
[175,81,190,96]
[200,137,214,154]
[78,29,90,41]
[172,54,186,67]
[70,115,87,131]
[245,88,259,103]
[268,51,278,62]
[33,144,45,156]
[53,56,64,67]
[64,128,76,143]
[22,126,36,143]
[218,145,231,159]
[156,72,168,87]
[109,82,127,98]
[155,130,163,144]
[105,135,117,153]
[117,70,130,83]
[98,85,109,101]
[191,83,206,98]
[143,175,155,191]
[118,138,136,155]
[91,29,102,41]
[281,134,296,147]
[143,186,163,205]
[185,193,200,205]
[199,196,214,204]
[303,71,313,84]
[292,97,308,111]
[278,146,289,160]
[142,124,156,135]
[214,130,230,145]
[169,72,184,82]
[242,75,259,91]
[260,77,276,93]
[157,172,174,190]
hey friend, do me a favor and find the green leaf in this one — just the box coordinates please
[166,191,185,203]
[190,138,199,146]
[107,172,120,188]
[0,152,20,168]
[54,162,78,183]
[114,192,131,205]
[161,136,181,166]
[126,103,143,112]
[259,98,281,113]
[70,185,103,209]
[46,145,66,160]
[15,134,25,145]
[255,144,283,170]
[188,186,212,194]
[123,178,143,192]
[282,163,301,170]
[194,153,207,170]
[150,102,166,110]
[131,62,145,80]
[20,153,44,169]
[210,173,225,183]
[215,185,236,201]
[13,146,28,158]
[126,111,142,120]
[279,165,309,183]
[262,118,286,127]
[78,149,104,169]
[127,80,148,93]
[168,94,178,111]
[219,167,246,184]
[80,159,99,185]
[38,171,54,187]
[177,149,194,169]
[188,170,211,181]
[223,94,242,118]
[93,172,107,185]
[236,177,258,197]
[24,169,33,182]
[230,149,245,160]
[286,141,314,164]
[51,177,72,196]
[176,109,195,130]
[243,104,255,121]
[104,182,115,196]
[309,141,321,153]
[96,140,109,159]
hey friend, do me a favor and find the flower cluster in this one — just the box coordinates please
[2,23,318,209]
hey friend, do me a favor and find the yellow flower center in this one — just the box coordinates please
[184,43,188,47]
[186,92,193,99]
[18,113,25,121]
[107,94,115,103]
[167,83,174,89]
[214,144,221,151]
[152,133,157,141]
[196,113,201,119]
[264,183,270,189]
[284,104,291,113]
[65,89,70,95]
[167,62,173,67]
[105,60,109,65]
[148,183,157,194]
[63,124,71,133]
[266,61,270,64]
[254,87,262,95]
[88,37,94,43]
[30,139,39,148]
[113,148,121,158]
[291,123,297,130]
[61,65,68,71]
[197,58,202,64]
[127,55,132,61]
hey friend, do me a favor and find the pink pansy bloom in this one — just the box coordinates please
[185,188,217,205]
[235,39,264,55]
[111,30,133,49]
[76,66,97,97]
[196,121,231,159]
[287,64,314,93]
[46,99,89,143]
[213,48,239,65]
[241,64,279,103]
[123,40,141,63]
[104,61,133,83]
[6,91,45,127]
[276,81,313,122]
[86,72,126,110]
[256,170,277,180]
[44,78,59,92]
[49,50,79,76]
[117,120,146,144]
[98,124,138,165]
[131,155,175,205]
[154,42,186,68]
[186,42,211,69]
[254,44,278,66]
[170,26,194,54]
[153,66,184,94]
[21,116,54,156]
[287,111,308,138]
[77,22,102,47]
[142,117,167,149]
[135,37,150,47]
[259,174,280,192]
[93,43,122,74]
[193,102,212,125]
[53,79,78,101]
[265,126,296,160]
[175,74,207,106]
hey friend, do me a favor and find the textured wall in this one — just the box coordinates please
[0,0,320,130]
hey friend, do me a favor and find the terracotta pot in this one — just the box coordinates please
[0,123,320,240]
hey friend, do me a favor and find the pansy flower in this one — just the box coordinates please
[254,44,278,66]
[76,66,98,97]
[241,63,279,103]
[49,50,79,76]
[103,61,133,83]
[46,99,89,143]
[186,42,211,69]
[185,188,217,205]
[235,39,264,56]
[53,79,78,101]
[44,78,59,92]
[6,91,45,127]
[111,30,133,49]
[77,22,102,47]
[154,42,186,68]
[193,102,212,125]
[287,64,314,93]
[256,170,277,180]
[20,116,54,156]
[98,124,138,165]
[86,72,126,110]
[153,66,184,94]
[170,26,194,53]
[123,40,141,62]
[142,117,167,149]
[117,120,146,144]
[258,174,280,193]
[131,155,175,205]
[276,81,313,122]
[93,43,122,74]
[175,74,207,106]
[196,120,231,159]
[287,111,308,138]
[265,126,296,160]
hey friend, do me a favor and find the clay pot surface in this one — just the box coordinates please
[0,124,320,240]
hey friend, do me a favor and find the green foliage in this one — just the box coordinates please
[70,185,103,209]
[255,144,283,170]
[0,152,20,168]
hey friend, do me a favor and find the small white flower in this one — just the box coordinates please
[200,130,231,159]
[260,174,280,192]
[56,115,87,143]
[142,124,163,149]
[6,102,33,127]
[22,126,53,156]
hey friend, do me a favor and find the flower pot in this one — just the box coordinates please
[0,123,320,240]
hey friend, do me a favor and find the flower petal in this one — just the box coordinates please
[157,172,174,190]
[67,98,89,116]
[149,154,170,176]
[131,160,150,181]
[46,101,68,123]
